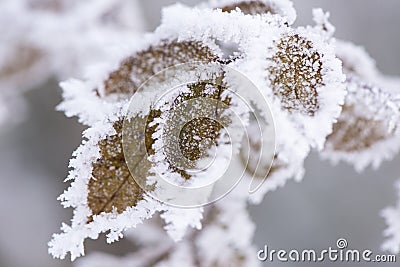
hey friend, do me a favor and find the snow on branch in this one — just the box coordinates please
[46,0,400,264]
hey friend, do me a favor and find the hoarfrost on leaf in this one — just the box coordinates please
[321,41,400,171]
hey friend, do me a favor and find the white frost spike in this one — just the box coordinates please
[57,79,129,126]
[382,180,400,254]
[161,207,204,242]
[312,8,335,38]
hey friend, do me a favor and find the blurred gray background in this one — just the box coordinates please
[0,1,399,266]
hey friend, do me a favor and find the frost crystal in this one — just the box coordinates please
[382,180,400,254]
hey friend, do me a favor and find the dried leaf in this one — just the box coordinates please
[322,76,400,171]
[88,110,161,220]
[103,40,219,96]
[268,34,323,116]
[327,104,391,152]
[154,76,233,180]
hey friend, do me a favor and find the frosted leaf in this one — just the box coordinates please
[382,180,400,254]
[269,34,322,116]
[49,1,400,264]
[234,17,345,149]
[102,40,219,96]
[209,0,296,25]
[320,37,400,171]
[322,76,400,172]
[140,65,261,207]
[53,60,256,258]
[268,30,345,148]
[49,116,164,260]
[87,118,155,220]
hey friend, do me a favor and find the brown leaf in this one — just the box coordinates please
[326,104,391,152]
[160,77,232,180]
[269,34,323,116]
[102,40,219,96]
[0,44,42,79]
[88,112,160,221]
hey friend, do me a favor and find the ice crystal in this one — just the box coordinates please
[382,180,400,254]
